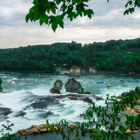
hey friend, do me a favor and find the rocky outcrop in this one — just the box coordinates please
[83,91,91,94]
[14,111,26,117]
[95,96,104,101]
[126,107,140,114]
[0,107,12,121]
[26,94,94,110]
[0,107,12,116]
[18,124,47,135]
[82,97,93,104]
[50,80,63,94]
[38,111,53,119]
[68,96,93,104]
[25,96,59,109]
[65,78,83,94]
[18,124,62,135]
[135,99,140,105]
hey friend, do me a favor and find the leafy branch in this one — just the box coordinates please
[26,0,140,31]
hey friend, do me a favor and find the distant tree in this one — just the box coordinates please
[0,39,140,73]
[26,0,140,31]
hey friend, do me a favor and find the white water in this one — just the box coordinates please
[0,72,140,133]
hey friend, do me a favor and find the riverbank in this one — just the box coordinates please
[97,71,140,77]
[0,70,140,76]
[17,123,140,140]
[18,131,140,140]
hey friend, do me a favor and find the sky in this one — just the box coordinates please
[0,0,140,48]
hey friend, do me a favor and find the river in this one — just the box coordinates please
[0,71,140,133]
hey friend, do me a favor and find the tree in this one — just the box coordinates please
[0,39,140,73]
[26,0,140,31]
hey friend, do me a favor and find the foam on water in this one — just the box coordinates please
[30,87,52,96]
[0,90,29,111]
[100,86,132,99]
[47,98,89,122]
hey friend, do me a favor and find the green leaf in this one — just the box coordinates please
[33,0,39,5]
[85,9,94,18]
[52,23,57,32]
[56,0,61,5]
[51,7,56,14]
[124,8,135,15]
[44,16,49,24]
[25,14,30,22]
[51,18,58,32]
[39,19,44,25]
[57,16,64,28]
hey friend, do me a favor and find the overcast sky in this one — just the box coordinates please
[0,0,140,48]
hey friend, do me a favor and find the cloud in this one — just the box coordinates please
[0,0,140,48]
[0,0,32,27]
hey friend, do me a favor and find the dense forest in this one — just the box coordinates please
[0,38,140,74]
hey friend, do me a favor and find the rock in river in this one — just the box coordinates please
[14,111,26,117]
[0,107,12,116]
[65,78,83,94]
[0,107,12,121]
[50,80,63,94]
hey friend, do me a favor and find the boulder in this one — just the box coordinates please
[82,97,93,104]
[14,111,26,117]
[18,124,62,135]
[18,129,27,135]
[38,111,53,118]
[80,113,87,119]
[0,107,12,116]
[0,107,12,121]
[50,80,63,94]
[83,91,91,94]
[68,96,79,100]
[65,78,83,94]
[95,96,104,101]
